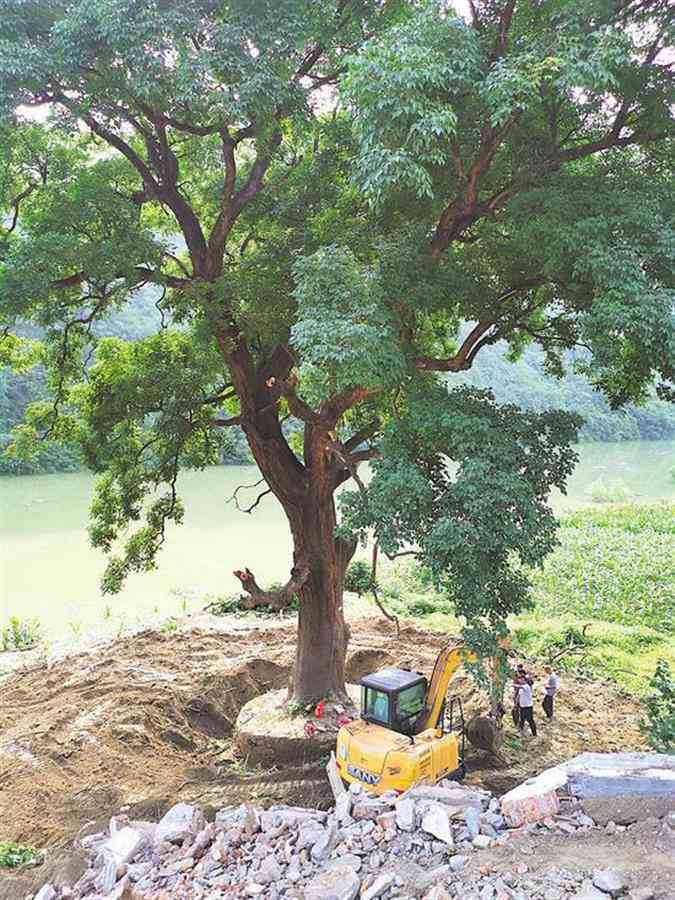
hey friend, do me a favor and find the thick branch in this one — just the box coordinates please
[212,414,242,427]
[415,276,549,372]
[233,565,310,611]
[52,266,188,292]
[344,420,380,452]
[416,320,494,372]
[7,182,39,234]
[208,131,282,264]
[491,0,518,61]
[556,128,672,164]
[322,385,380,424]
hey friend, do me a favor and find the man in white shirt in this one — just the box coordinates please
[516,677,537,736]
[542,665,559,720]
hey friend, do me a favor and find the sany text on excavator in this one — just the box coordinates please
[335,642,499,794]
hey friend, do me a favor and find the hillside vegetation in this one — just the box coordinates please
[376,502,675,695]
[456,343,675,442]
[3,303,675,475]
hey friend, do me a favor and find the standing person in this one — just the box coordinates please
[511,675,523,727]
[517,663,534,686]
[542,665,559,720]
[516,677,537,736]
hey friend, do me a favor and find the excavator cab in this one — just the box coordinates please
[360,668,428,736]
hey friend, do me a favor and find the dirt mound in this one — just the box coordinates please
[0,618,649,852]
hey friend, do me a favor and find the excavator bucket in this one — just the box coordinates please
[464,714,503,755]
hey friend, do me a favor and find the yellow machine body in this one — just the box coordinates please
[335,642,474,795]
[335,721,462,795]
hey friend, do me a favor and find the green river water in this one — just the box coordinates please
[1,439,673,641]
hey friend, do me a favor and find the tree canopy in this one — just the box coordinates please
[1,0,673,699]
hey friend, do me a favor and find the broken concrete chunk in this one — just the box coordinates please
[409,785,483,810]
[362,872,396,900]
[95,858,118,894]
[352,798,392,821]
[395,798,416,832]
[98,827,146,868]
[464,806,481,837]
[421,804,454,846]
[592,869,625,897]
[334,792,353,823]
[574,879,613,900]
[297,821,327,851]
[449,854,468,872]
[304,864,360,900]
[472,834,492,849]
[327,752,347,801]
[34,886,57,900]
[565,752,675,799]
[154,803,205,845]
[310,822,338,862]
[255,856,283,884]
[501,768,564,827]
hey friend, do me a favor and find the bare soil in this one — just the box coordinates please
[0,617,648,853]
[480,815,675,899]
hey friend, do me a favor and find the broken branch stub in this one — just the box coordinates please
[234,565,310,610]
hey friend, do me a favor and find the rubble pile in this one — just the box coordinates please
[27,785,675,900]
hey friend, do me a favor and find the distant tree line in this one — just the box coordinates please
[457,343,675,443]
[2,302,673,477]
[0,292,252,474]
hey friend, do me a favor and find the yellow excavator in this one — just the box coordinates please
[335,643,500,794]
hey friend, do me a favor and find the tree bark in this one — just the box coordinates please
[286,495,355,704]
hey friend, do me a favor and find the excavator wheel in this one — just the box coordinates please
[464,714,504,756]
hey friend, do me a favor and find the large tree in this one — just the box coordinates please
[1,0,673,703]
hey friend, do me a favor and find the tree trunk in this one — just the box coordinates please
[224,341,357,705]
[286,496,355,704]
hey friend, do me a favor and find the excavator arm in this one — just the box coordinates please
[416,642,476,732]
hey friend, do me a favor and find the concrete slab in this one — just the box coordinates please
[563,752,675,799]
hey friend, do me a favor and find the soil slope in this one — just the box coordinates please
[0,618,648,850]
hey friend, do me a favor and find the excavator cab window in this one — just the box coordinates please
[363,687,391,726]
[394,681,426,732]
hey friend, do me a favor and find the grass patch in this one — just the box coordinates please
[374,502,675,696]
[1,616,42,652]
[530,503,674,633]
[0,842,40,869]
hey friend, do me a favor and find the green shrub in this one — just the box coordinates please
[1,616,42,652]
[205,594,242,616]
[205,591,299,617]
[587,478,634,504]
[561,502,675,534]
[640,659,675,753]
[0,842,40,868]
[345,560,375,596]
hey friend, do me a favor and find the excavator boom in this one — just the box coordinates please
[417,642,476,732]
